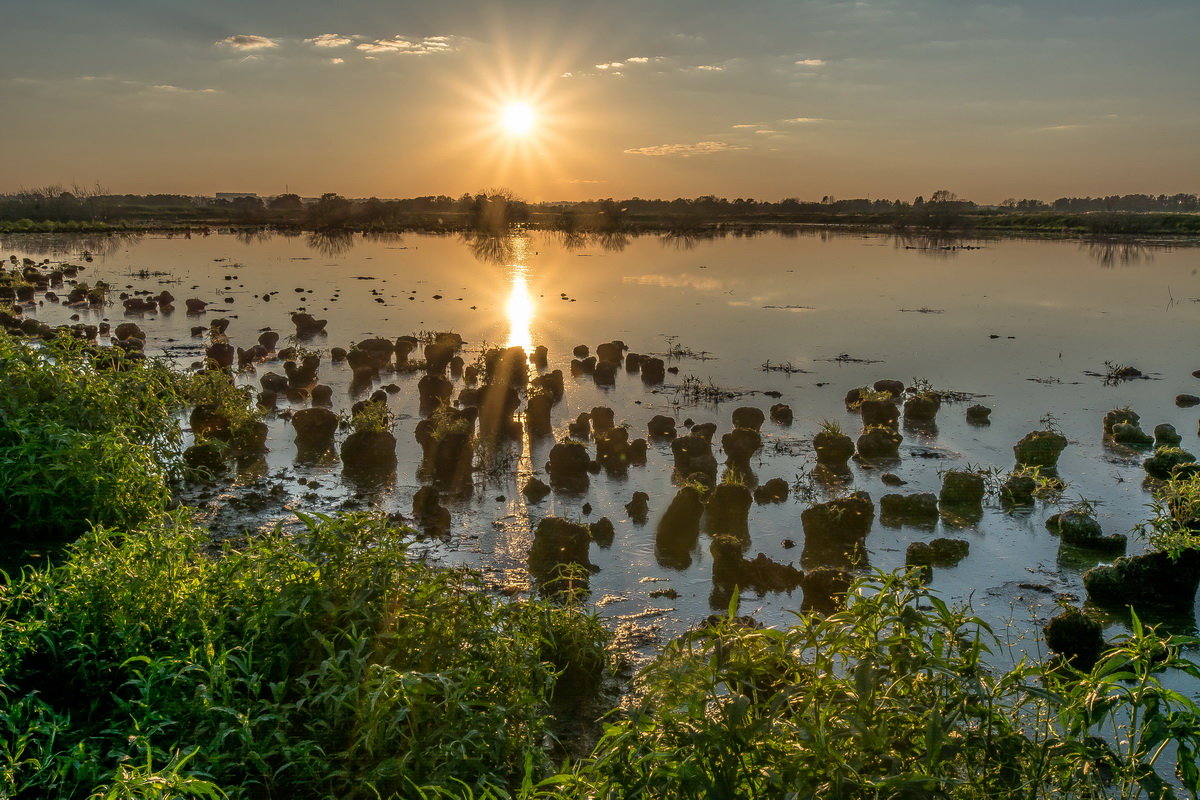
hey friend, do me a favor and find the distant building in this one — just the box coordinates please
[215,192,259,201]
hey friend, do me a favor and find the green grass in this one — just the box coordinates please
[0,511,610,799]
[566,572,1200,799]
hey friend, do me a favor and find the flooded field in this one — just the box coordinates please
[7,228,1200,661]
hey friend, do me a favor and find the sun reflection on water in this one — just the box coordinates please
[504,234,535,352]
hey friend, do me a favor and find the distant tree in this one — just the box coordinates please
[306,193,355,229]
[268,193,303,212]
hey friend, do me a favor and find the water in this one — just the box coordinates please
[6,228,1200,665]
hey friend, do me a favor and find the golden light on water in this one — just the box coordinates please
[504,234,535,351]
[505,271,534,351]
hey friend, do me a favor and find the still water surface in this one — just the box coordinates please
[8,228,1200,664]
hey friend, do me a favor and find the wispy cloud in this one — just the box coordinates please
[305,34,354,48]
[568,179,606,184]
[731,123,759,129]
[217,34,278,51]
[624,141,747,157]
[596,61,624,70]
[795,58,826,66]
[356,35,455,55]
[328,58,345,65]
[784,117,828,123]
[755,129,778,135]
[626,56,651,64]
[150,84,219,94]
[691,64,724,72]
[1041,124,1085,131]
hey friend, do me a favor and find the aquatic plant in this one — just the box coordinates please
[349,398,394,435]
[1136,473,1200,557]
[183,370,266,454]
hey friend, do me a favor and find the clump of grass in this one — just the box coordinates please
[0,511,611,798]
[183,370,265,453]
[0,330,185,548]
[817,419,844,436]
[1136,473,1200,557]
[845,387,892,409]
[570,571,1200,798]
[350,399,394,435]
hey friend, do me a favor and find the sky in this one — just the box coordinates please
[2,0,1198,203]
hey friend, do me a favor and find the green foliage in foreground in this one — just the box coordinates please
[569,573,1200,800]
[0,512,610,799]
[3,526,1198,800]
[0,332,184,547]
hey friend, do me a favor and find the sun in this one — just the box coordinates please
[500,103,536,136]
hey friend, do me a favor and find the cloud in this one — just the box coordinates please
[560,72,574,78]
[626,56,650,63]
[1041,124,1085,131]
[784,117,828,123]
[305,33,354,48]
[731,123,758,129]
[150,84,219,94]
[217,34,278,51]
[596,61,623,69]
[691,64,724,71]
[755,129,778,135]
[329,58,345,65]
[624,141,747,157]
[795,58,826,66]
[356,35,456,55]
[568,179,606,184]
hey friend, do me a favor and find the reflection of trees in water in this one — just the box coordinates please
[234,228,274,246]
[558,231,588,251]
[596,231,629,252]
[362,231,405,246]
[661,229,722,250]
[462,233,515,265]
[557,230,630,252]
[1083,238,1161,268]
[0,232,144,258]
[305,230,356,258]
[891,232,984,259]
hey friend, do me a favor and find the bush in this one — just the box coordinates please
[0,331,184,549]
[570,572,1200,799]
[0,511,610,799]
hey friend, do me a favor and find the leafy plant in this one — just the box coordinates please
[0,330,185,549]
[1135,473,1200,557]
[0,511,611,799]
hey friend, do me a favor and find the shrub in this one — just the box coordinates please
[570,572,1200,799]
[0,330,184,549]
[0,511,610,799]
